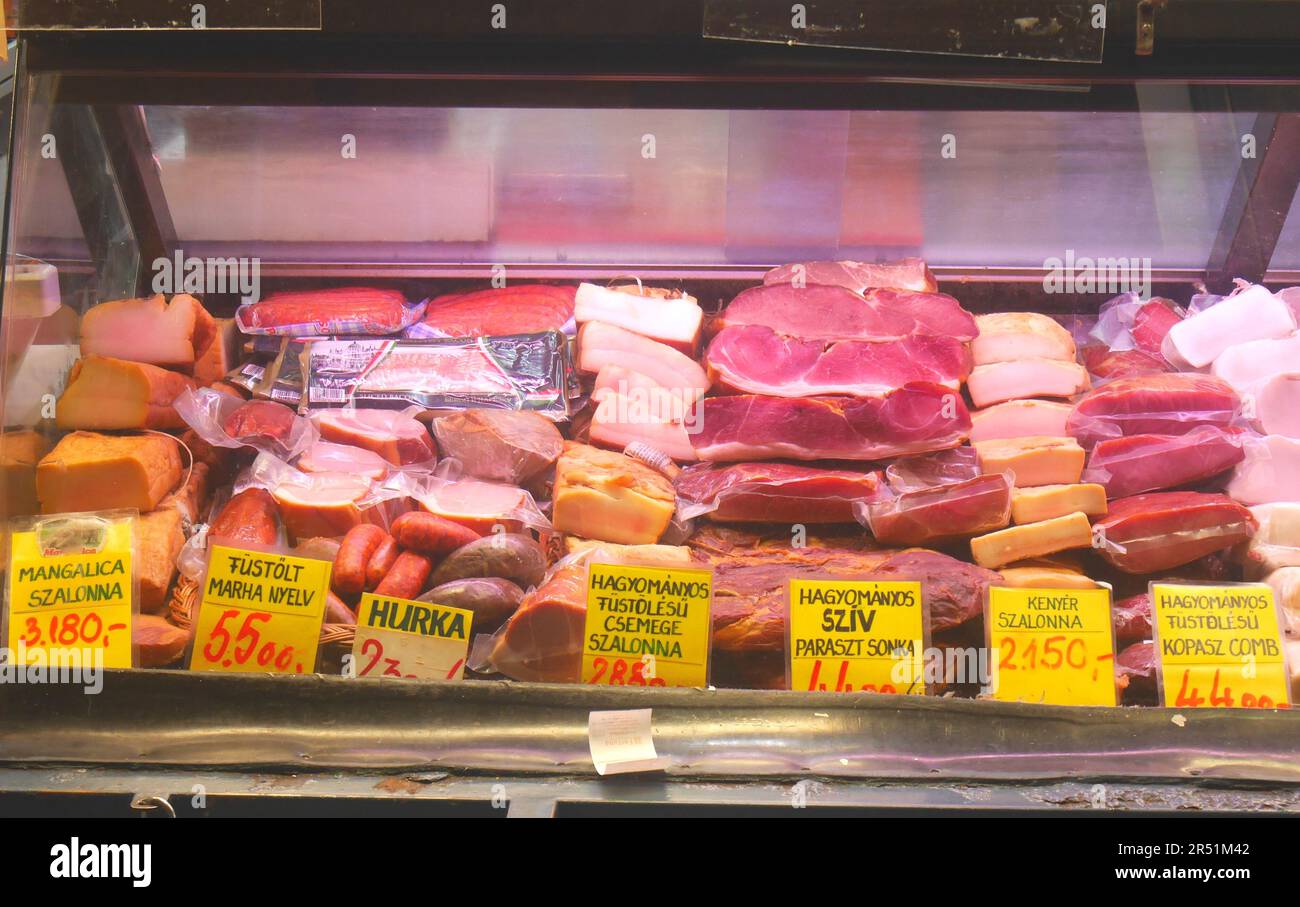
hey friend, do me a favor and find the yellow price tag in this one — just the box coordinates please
[787,579,926,694]
[189,545,330,674]
[1151,582,1290,709]
[352,593,473,681]
[581,563,712,688]
[6,517,135,668]
[987,586,1117,706]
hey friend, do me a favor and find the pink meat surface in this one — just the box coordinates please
[704,325,971,396]
[417,285,574,337]
[237,287,415,336]
[1095,491,1257,574]
[1080,345,1172,381]
[714,284,977,343]
[1066,373,1240,447]
[763,257,938,293]
[1082,426,1246,498]
[1112,593,1152,646]
[578,321,710,395]
[588,392,699,462]
[675,462,888,523]
[691,384,970,462]
[866,473,1012,547]
[315,409,436,466]
[1130,298,1183,355]
[969,400,1073,442]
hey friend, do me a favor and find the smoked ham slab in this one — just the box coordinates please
[1066,373,1240,447]
[675,462,888,523]
[691,384,970,462]
[704,325,972,396]
[1094,491,1256,574]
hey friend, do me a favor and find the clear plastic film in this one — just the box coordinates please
[674,461,887,524]
[1066,373,1241,447]
[430,408,564,485]
[386,467,553,535]
[234,288,426,337]
[1094,493,1257,574]
[174,386,318,461]
[858,472,1013,547]
[1080,425,1248,498]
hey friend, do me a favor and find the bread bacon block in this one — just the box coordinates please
[574,283,704,355]
[1,430,51,518]
[971,312,1076,365]
[314,409,435,467]
[552,442,675,545]
[36,431,182,514]
[272,473,376,541]
[1094,491,1257,574]
[966,358,1090,409]
[56,356,198,431]
[80,293,213,372]
[138,509,184,614]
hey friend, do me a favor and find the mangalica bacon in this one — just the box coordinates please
[414,285,575,338]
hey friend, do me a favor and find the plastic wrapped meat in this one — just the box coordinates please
[174,386,316,460]
[1080,346,1172,381]
[1210,333,1300,392]
[1115,641,1157,706]
[1081,426,1246,498]
[1131,298,1185,355]
[1094,491,1257,574]
[713,284,977,342]
[484,564,587,683]
[704,325,972,396]
[1165,284,1295,368]
[1249,373,1300,438]
[297,440,390,482]
[863,473,1013,547]
[692,385,970,462]
[1226,435,1300,505]
[1262,567,1300,637]
[1066,373,1239,447]
[1244,503,1300,576]
[763,257,938,294]
[1112,592,1152,646]
[675,462,888,524]
[236,287,424,336]
[431,409,563,484]
[413,285,575,339]
[885,447,981,492]
[315,408,435,466]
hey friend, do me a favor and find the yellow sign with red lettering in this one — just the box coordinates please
[987,586,1117,706]
[1151,582,1290,709]
[189,545,330,674]
[787,579,926,694]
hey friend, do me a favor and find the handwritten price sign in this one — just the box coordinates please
[1151,582,1290,709]
[987,586,1117,706]
[6,517,135,668]
[581,563,712,688]
[787,579,926,694]
[352,593,472,681]
[189,546,330,674]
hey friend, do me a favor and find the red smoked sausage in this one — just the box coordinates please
[332,524,387,599]
[364,534,400,591]
[390,511,481,556]
[209,488,279,547]
[373,550,434,599]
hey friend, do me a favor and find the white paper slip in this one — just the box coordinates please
[587,709,672,776]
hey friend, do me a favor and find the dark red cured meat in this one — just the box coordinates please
[866,474,1013,547]
[418,285,575,337]
[1112,593,1152,647]
[221,399,297,447]
[237,287,413,335]
[713,284,977,343]
[863,550,1001,633]
[704,325,972,396]
[1066,373,1239,447]
[674,462,888,524]
[885,447,982,493]
[1095,492,1257,574]
[1080,345,1171,381]
[1082,426,1246,498]
[1115,641,1157,705]
[763,258,938,294]
[692,384,970,462]
[1131,298,1184,355]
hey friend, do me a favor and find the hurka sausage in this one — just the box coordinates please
[332,524,388,598]
[389,511,481,556]
[373,550,434,599]
[364,534,400,591]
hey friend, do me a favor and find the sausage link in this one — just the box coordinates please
[364,534,400,591]
[332,524,387,599]
[373,550,435,599]
[390,511,481,556]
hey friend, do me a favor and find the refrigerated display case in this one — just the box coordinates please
[1,0,1300,816]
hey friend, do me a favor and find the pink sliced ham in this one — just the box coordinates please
[315,409,436,466]
[971,312,1075,365]
[691,384,970,462]
[297,440,390,481]
[966,358,1090,408]
[969,400,1073,442]
[577,321,710,395]
[1066,373,1240,447]
[763,257,938,293]
[1165,285,1295,368]
[703,325,971,397]
[1080,345,1171,381]
[574,283,703,355]
[589,392,699,462]
[1130,298,1183,355]
[675,462,888,523]
[865,473,1013,547]
[714,284,977,343]
[1081,426,1246,498]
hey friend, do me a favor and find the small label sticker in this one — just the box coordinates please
[352,593,472,681]
[588,709,670,775]
[1151,582,1290,709]
[189,545,330,674]
[986,586,1118,706]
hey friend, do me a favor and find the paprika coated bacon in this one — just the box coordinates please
[414,285,575,338]
[236,287,423,336]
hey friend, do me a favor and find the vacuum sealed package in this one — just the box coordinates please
[302,331,572,417]
[1244,503,1300,577]
[312,406,436,468]
[675,462,887,524]
[430,409,564,485]
[241,452,404,542]
[1066,373,1240,447]
[860,472,1013,546]
[884,446,981,492]
[174,386,317,460]
[1092,491,1257,574]
[388,468,552,535]
[235,287,426,337]
[410,284,576,339]
[1080,425,1247,498]
[255,337,312,407]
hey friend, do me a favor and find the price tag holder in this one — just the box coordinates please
[786,579,927,694]
[5,512,137,669]
[189,545,330,674]
[987,586,1117,706]
[581,563,712,688]
[1151,582,1291,709]
[352,593,472,681]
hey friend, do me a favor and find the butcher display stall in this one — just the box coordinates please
[2,0,1300,815]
